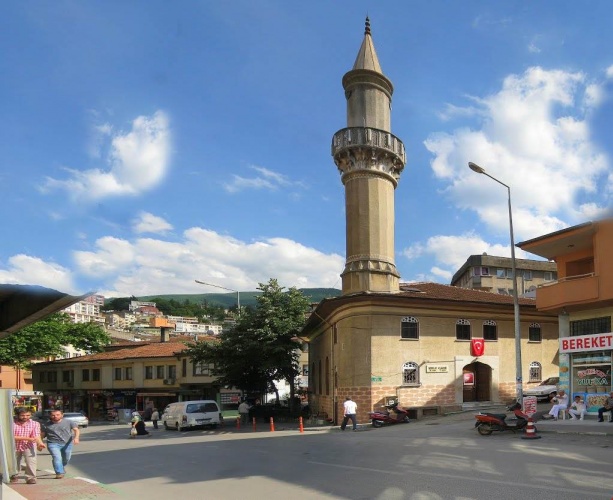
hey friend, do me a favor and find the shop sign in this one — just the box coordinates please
[576,368,609,387]
[371,376,383,382]
[463,372,474,386]
[426,365,448,373]
[560,332,613,353]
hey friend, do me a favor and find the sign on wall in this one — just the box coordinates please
[426,365,448,373]
[560,332,613,353]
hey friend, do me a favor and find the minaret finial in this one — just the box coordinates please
[365,16,371,36]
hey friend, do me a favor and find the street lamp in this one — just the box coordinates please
[194,280,240,316]
[468,161,523,402]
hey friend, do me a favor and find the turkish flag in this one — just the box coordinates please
[471,338,485,356]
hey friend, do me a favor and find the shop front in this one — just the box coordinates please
[87,390,138,421]
[560,332,613,414]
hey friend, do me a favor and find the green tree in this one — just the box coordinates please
[186,279,310,408]
[0,313,111,369]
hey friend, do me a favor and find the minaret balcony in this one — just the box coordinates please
[332,127,406,166]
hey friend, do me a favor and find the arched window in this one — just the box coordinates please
[456,319,471,340]
[529,361,542,382]
[325,357,330,396]
[402,362,420,385]
[529,323,542,342]
[483,320,497,341]
[400,317,419,339]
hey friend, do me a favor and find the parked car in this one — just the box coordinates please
[524,377,560,401]
[162,400,221,431]
[63,412,89,428]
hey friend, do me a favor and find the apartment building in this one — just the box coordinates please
[451,254,558,296]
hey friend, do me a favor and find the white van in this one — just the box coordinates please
[162,400,221,431]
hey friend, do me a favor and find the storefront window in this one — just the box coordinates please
[571,350,612,413]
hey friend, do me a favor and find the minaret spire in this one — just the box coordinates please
[332,19,406,295]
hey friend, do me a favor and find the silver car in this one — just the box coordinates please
[62,412,89,428]
[524,377,560,401]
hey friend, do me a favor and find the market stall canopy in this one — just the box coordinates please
[0,284,86,339]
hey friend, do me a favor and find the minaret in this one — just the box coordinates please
[332,18,406,295]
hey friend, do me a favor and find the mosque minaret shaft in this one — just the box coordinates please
[332,18,406,295]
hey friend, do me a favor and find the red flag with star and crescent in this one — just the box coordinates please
[471,338,485,356]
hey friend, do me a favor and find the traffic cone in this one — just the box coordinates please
[521,418,541,440]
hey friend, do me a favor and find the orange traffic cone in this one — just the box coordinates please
[521,418,541,440]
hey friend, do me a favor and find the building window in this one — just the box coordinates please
[156,366,165,379]
[167,365,177,379]
[473,267,490,276]
[400,317,419,339]
[529,323,542,342]
[62,370,72,383]
[497,288,509,295]
[523,270,532,280]
[92,369,100,381]
[182,359,187,377]
[529,362,542,382]
[456,319,471,340]
[48,371,57,383]
[496,268,511,278]
[302,364,308,376]
[114,368,122,380]
[82,369,90,382]
[39,372,46,383]
[125,367,133,380]
[570,317,611,337]
[145,366,153,379]
[483,320,497,341]
[193,362,212,376]
[402,362,420,385]
[544,271,553,281]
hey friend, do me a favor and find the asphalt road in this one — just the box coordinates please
[20,412,613,500]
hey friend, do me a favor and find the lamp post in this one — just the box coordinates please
[468,162,523,402]
[194,280,240,317]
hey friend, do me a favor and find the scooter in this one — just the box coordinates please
[474,402,532,436]
[369,402,410,428]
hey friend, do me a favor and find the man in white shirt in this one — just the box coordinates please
[546,390,569,420]
[340,396,358,431]
[568,395,587,420]
[238,400,251,424]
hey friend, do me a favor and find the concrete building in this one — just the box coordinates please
[451,254,558,297]
[518,219,613,415]
[301,19,559,425]
[62,294,105,325]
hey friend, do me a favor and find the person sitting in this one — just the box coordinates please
[597,392,613,422]
[544,390,569,420]
[568,395,587,420]
[132,419,150,436]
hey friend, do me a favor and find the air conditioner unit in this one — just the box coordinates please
[163,378,175,385]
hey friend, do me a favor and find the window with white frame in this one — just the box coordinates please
[400,316,419,339]
[194,362,212,376]
[523,270,532,280]
[473,267,490,276]
[402,362,420,385]
[529,323,542,342]
[529,361,542,382]
[483,320,497,341]
[544,271,553,281]
[456,319,471,340]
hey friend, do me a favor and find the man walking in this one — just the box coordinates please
[238,399,251,425]
[340,396,358,431]
[151,408,160,429]
[41,409,80,479]
[11,408,45,484]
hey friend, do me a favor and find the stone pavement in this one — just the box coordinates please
[3,411,612,498]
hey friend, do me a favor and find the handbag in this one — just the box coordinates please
[130,426,137,436]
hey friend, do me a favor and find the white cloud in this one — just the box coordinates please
[606,65,613,79]
[424,66,609,240]
[224,165,305,193]
[132,212,173,235]
[43,111,171,201]
[0,255,76,293]
[74,228,344,297]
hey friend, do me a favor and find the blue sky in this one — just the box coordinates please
[2,1,612,298]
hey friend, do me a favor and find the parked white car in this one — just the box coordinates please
[524,377,560,401]
[162,400,221,431]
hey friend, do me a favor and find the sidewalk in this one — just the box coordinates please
[2,470,116,499]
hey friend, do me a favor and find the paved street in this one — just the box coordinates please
[5,412,613,500]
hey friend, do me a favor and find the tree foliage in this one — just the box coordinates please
[0,313,111,369]
[185,279,310,406]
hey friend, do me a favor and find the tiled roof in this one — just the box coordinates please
[399,282,536,306]
[38,336,216,365]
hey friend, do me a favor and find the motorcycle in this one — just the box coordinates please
[369,401,411,428]
[474,402,533,436]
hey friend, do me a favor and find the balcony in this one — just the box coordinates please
[331,127,406,165]
[536,273,599,311]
